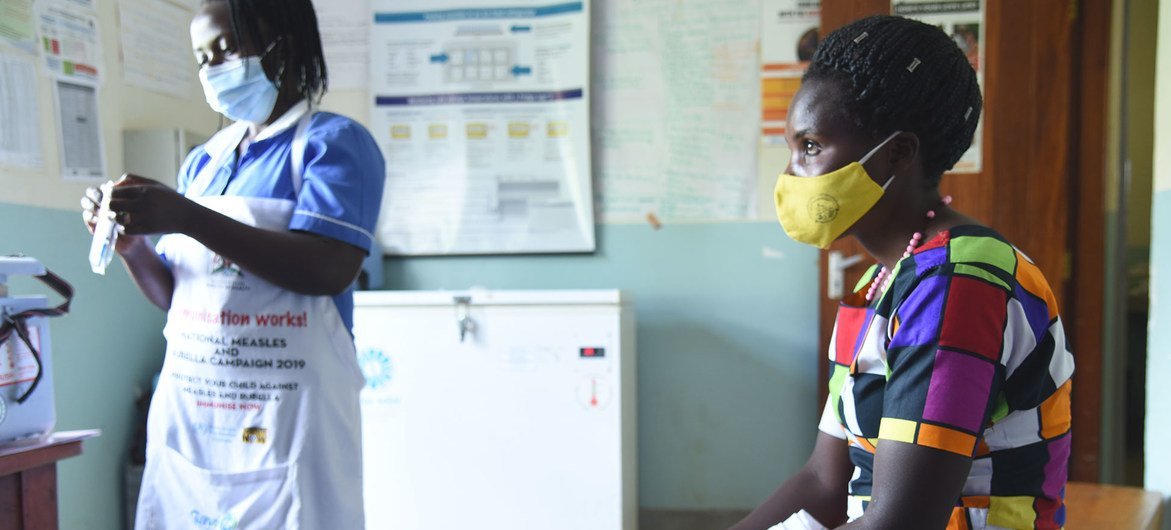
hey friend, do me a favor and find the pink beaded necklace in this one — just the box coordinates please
[864,194,953,302]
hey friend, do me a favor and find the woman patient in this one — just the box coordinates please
[733,15,1074,530]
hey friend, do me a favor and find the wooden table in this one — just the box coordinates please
[1066,481,1165,530]
[0,431,99,530]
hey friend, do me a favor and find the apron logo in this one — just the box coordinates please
[191,510,238,530]
[210,254,243,277]
[193,422,236,443]
[358,348,393,389]
[241,426,267,444]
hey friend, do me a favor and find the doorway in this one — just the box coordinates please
[1104,0,1159,487]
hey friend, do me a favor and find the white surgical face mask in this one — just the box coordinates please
[198,52,278,124]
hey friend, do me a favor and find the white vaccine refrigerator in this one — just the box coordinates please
[353,289,636,530]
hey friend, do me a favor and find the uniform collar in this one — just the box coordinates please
[199,99,312,176]
[254,99,312,141]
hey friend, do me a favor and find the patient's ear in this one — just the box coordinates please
[886,132,920,174]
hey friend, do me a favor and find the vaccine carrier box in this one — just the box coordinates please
[0,257,58,445]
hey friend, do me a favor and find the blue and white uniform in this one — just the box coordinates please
[138,101,384,530]
[168,100,384,331]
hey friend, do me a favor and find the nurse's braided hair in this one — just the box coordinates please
[804,15,982,184]
[207,0,329,101]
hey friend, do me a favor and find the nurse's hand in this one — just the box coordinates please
[80,181,146,254]
[106,174,197,236]
[82,175,177,309]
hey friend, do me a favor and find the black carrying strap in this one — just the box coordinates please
[0,267,73,403]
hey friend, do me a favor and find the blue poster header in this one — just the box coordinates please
[376,88,583,106]
[375,2,583,24]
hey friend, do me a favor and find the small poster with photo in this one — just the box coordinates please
[892,0,984,173]
[760,0,820,144]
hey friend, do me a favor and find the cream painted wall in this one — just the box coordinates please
[1155,1,1171,197]
[0,0,219,210]
[319,88,370,128]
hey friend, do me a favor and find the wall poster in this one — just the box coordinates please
[369,1,594,255]
[892,0,984,173]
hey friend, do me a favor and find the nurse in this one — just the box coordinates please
[80,0,384,527]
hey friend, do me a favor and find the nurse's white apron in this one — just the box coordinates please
[136,114,366,529]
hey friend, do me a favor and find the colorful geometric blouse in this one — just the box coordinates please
[818,225,1074,529]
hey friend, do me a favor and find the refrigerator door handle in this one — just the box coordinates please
[454,296,475,342]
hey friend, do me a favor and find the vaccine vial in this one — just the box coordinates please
[88,181,120,275]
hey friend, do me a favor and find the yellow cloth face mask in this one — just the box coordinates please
[774,132,899,249]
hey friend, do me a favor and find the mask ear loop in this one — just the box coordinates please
[858,130,902,165]
[859,131,903,191]
[257,37,286,89]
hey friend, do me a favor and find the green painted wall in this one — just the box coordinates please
[1146,191,1171,529]
[0,202,166,529]
[379,222,821,508]
[4,201,822,528]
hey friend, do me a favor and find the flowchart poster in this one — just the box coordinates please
[370,1,594,255]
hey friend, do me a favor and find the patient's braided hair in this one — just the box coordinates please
[205,0,329,102]
[805,15,982,185]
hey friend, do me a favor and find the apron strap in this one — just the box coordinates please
[188,122,249,197]
[189,110,316,198]
[290,111,315,196]
[0,266,73,403]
